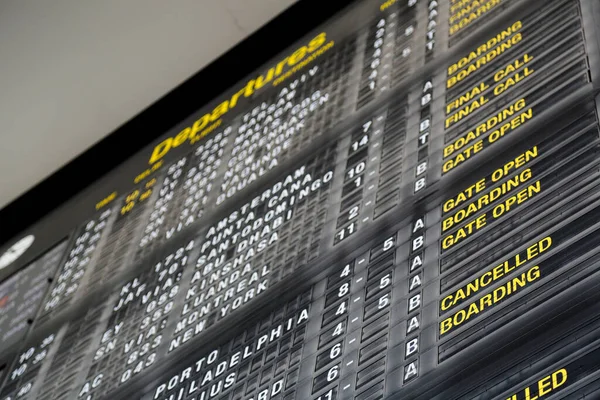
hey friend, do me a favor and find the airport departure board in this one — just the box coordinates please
[1,0,600,398]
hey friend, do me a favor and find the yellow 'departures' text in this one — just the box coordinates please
[148,32,330,166]
[506,368,568,400]
[447,21,522,84]
[440,236,551,311]
[440,265,541,335]
[441,166,533,232]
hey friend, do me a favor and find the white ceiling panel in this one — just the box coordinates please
[0,0,296,209]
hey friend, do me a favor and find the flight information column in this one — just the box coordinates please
[332,104,408,245]
[0,332,58,400]
[76,240,196,399]
[437,104,600,348]
[80,123,232,298]
[439,0,590,177]
[356,1,417,109]
[0,297,108,400]
[407,0,440,197]
[447,279,600,398]
[166,128,231,234]
[371,93,599,398]
[433,0,597,371]
[141,290,314,400]
[87,183,158,293]
[290,227,430,400]
[0,240,66,356]
[374,0,600,396]
[35,209,112,326]
[169,146,338,351]
[36,303,108,400]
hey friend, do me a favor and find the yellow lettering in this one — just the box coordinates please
[442,140,484,173]
[552,369,568,388]
[146,33,328,165]
[440,236,551,311]
[440,265,541,335]
[507,367,568,400]
[95,192,117,210]
[308,32,327,53]
[442,214,487,250]
[447,31,523,86]
[149,139,172,165]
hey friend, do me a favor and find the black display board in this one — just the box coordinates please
[1,0,600,398]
